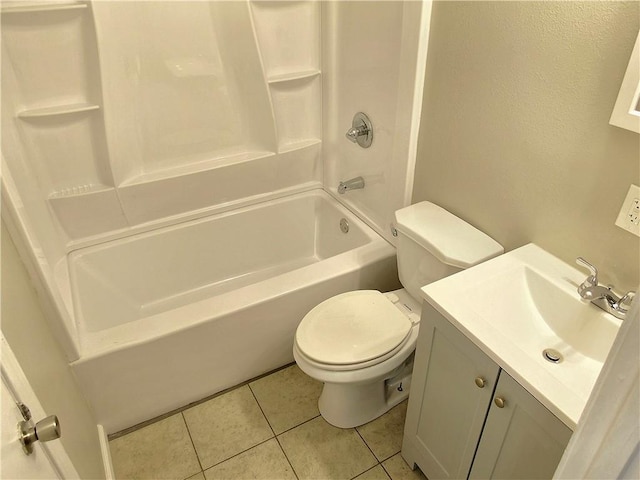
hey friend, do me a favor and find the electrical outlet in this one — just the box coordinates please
[615,184,640,237]
[629,198,640,224]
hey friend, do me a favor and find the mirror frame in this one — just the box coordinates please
[610,31,640,134]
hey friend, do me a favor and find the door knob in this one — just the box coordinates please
[19,415,61,455]
[474,377,486,388]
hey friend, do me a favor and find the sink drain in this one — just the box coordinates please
[542,348,563,364]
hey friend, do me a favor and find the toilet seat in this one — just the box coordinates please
[295,290,414,367]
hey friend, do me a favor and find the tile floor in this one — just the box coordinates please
[109,364,428,480]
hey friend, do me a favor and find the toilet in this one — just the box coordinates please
[293,201,503,428]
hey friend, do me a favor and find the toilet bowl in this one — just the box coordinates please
[294,201,504,428]
[293,289,420,428]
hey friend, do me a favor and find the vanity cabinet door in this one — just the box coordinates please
[469,371,572,480]
[402,303,500,480]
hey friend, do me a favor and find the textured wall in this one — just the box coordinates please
[1,222,105,479]
[413,1,640,289]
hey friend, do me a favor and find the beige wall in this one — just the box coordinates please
[413,1,640,290]
[1,222,105,479]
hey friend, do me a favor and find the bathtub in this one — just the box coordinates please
[69,189,399,433]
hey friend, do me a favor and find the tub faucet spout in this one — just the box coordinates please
[338,177,365,194]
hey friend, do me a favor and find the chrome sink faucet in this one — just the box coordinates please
[576,257,635,320]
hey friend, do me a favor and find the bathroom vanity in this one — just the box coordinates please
[402,304,571,479]
[401,244,622,479]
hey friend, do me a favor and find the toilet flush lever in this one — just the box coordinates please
[19,413,61,455]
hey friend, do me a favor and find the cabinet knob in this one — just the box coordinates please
[474,377,486,388]
[494,397,506,408]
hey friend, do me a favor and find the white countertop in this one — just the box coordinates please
[420,244,621,429]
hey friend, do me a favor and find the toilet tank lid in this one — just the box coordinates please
[394,202,503,268]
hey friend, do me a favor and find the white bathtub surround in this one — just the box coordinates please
[2,0,429,254]
[70,190,400,432]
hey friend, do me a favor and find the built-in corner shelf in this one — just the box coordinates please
[48,184,129,238]
[270,74,321,149]
[1,1,87,14]
[249,0,321,184]
[268,70,320,85]
[17,103,100,119]
[119,150,276,187]
[278,138,321,154]
[49,183,112,199]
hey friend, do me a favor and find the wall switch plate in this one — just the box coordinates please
[615,184,640,237]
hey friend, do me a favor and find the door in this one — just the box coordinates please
[469,371,572,479]
[1,334,77,479]
[402,304,500,479]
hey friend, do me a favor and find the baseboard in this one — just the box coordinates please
[97,425,115,480]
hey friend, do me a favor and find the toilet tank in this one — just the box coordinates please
[394,202,503,302]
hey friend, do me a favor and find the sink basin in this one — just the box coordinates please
[463,265,619,364]
[421,244,623,428]
[526,268,619,362]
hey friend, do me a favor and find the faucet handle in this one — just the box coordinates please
[345,112,373,148]
[576,257,599,286]
[576,257,601,299]
[619,291,636,307]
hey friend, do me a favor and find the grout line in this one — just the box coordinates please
[182,383,278,472]
[378,450,402,464]
[248,383,276,437]
[352,427,385,479]
[380,461,394,480]
[354,427,381,463]
[204,437,275,471]
[274,435,300,480]
[182,470,205,480]
[246,381,302,478]
[349,463,387,480]
[274,413,321,436]
[181,412,205,474]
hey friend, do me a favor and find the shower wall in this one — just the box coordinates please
[2,0,322,245]
[322,1,430,243]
